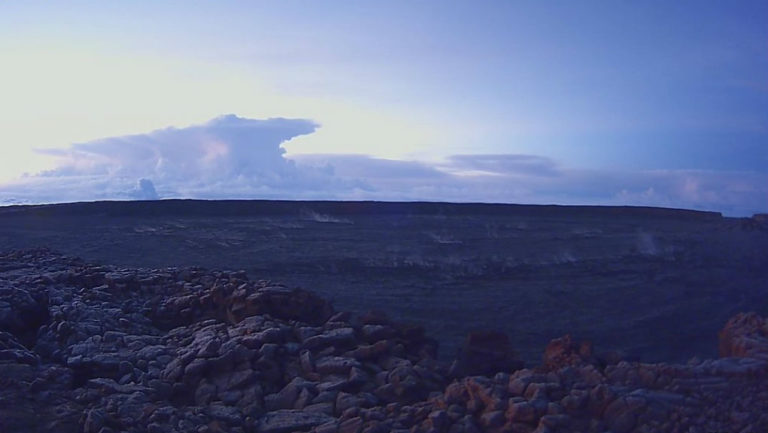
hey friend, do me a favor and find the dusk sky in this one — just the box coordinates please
[1,1,766,215]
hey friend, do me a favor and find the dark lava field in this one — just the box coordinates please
[1,200,766,364]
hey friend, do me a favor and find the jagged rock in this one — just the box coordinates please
[265,377,314,411]
[304,327,357,351]
[206,404,242,425]
[346,340,392,360]
[719,312,768,359]
[507,401,537,423]
[257,409,334,433]
[542,335,594,370]
[226,285,334,326]
[0,250,766,433]
[338,416,363,433]
[0,331,39,365]
[316,356,362,375]
[83,408,108,433]
[305,401,335,415]
[86,377,152,395]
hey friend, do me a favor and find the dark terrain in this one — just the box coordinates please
[1,200,767,363]
[2,248,768,433]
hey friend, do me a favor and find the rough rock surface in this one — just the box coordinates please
[719,312,768,359]
[0,248,766,433]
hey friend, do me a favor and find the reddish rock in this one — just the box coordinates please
[719,312,768,359]
[542,335,594,371]
[603,397,639,433]
[507,401,537,423]
[427,409,451,431]
[4,250,768,433]
[443,381,469,405]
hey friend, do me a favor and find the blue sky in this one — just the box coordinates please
[0,1,766,215]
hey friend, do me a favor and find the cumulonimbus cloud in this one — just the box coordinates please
[38,114,318,183]
[0,115,360,203]
[0,115,765,216]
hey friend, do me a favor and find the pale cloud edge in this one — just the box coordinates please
[0,115,765,217]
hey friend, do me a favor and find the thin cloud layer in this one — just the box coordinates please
[444,154,561,177]
[293,154,768,216]
[0,115,765,216]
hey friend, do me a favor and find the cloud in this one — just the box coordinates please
[292,154,448,180]
[294,153,768,216]
[443,154,561,177]
[38,114,317,180]
[0,115,360,202]
[0,115,766,216]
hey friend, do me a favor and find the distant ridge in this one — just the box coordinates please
[0,199,723,220]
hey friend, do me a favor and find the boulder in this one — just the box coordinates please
[719,312,768,358]
[542,335,594,370]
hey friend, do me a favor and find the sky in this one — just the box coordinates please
[0,1,766,215]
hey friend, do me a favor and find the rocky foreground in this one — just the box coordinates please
[1,249,767,433]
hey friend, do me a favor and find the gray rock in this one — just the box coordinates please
[294,387,314,410]
[227,368,255,390]
[335,392,363,414]
[161,358,185,382]
[300,349,315,373]
[303,328,356,350]
[197,338,221,358]
[428,410,450,431]
[184,358,209,377]
[195,379,217,405]
[479,410,505,428]
[207,404,243,425]
[317,379,349,393]
[507,401,537,423]
[303,402,335,415]
[83,408,107,433]
[312,390,340,404]
[338,416,363,433]
[0,348,38,365]
[314,420,339,433]
[219,389,242,405]
[315,356,362,375]
[147,422,171,433]
[138,345,168,360]
[361,325,396,342]
[87,378,152,395]
[296,326,321,342]
[257,409,334,433]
